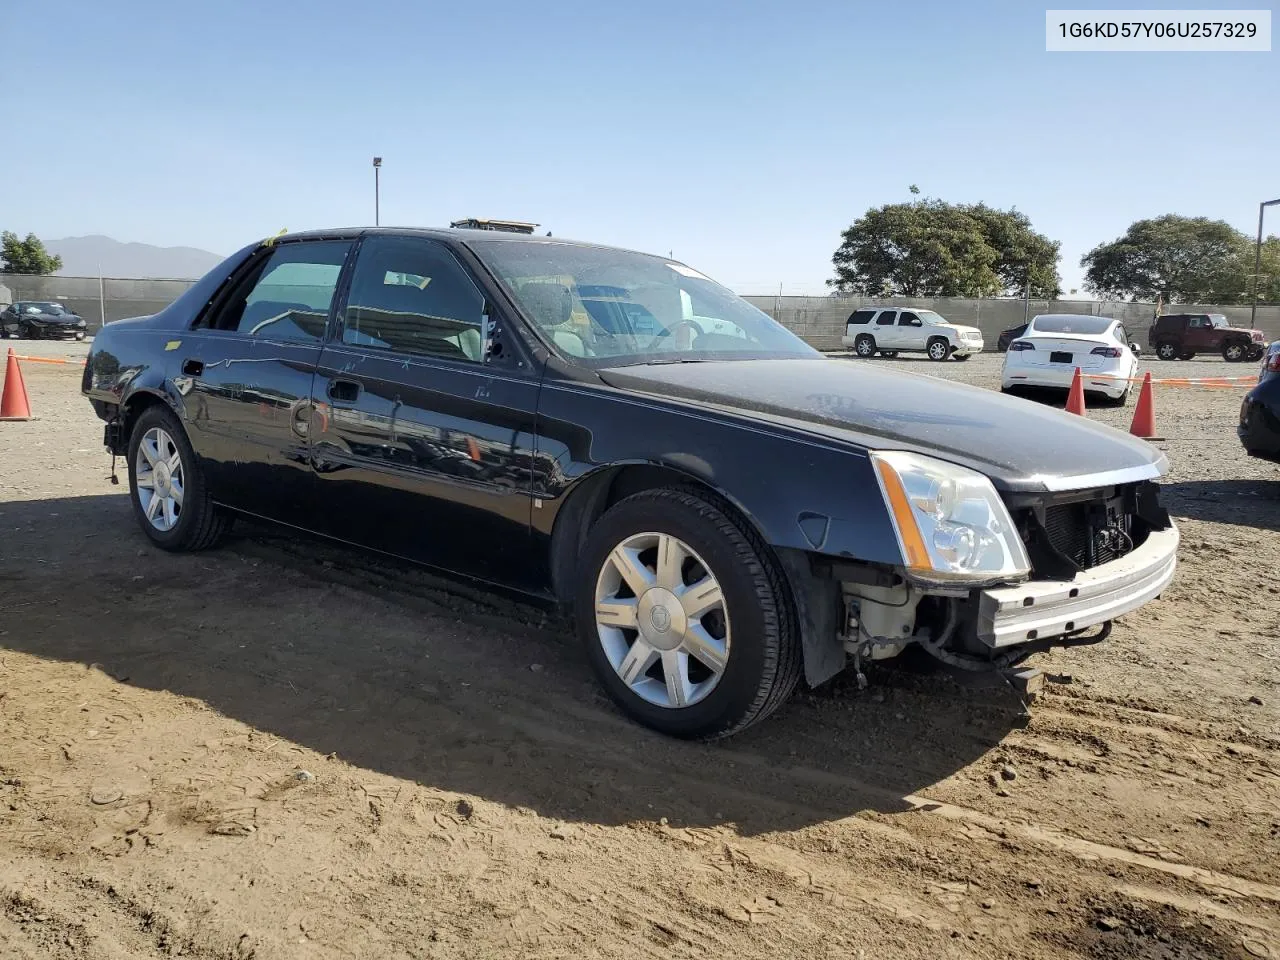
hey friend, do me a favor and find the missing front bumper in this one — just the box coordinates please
[975,524,1179,649]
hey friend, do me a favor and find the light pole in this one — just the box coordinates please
[1250,198,1280,330]
[372,157,383,226]
[1023,263,1032,323]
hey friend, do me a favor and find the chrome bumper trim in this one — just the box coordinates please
[976,524,1179,649]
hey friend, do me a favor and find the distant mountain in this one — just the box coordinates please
[48,235,223,279]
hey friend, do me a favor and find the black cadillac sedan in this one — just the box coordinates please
[2,301,88,340]
[1239,341,1280,462]
[83,228,1178,738]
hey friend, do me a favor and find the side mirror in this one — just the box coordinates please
[1132,344,1142,357]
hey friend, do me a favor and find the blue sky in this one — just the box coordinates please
[3,0,1275,295]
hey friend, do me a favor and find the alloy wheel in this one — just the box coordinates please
[594,532,730,709]
[134,427,185,532]
[929,341,948,360]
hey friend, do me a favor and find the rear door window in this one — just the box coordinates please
[875,310,897,325]
[202,241,353,342]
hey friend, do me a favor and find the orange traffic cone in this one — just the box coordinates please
[1129,372,1163,441]
[1064,367,1086,416]
[0,348,33,421]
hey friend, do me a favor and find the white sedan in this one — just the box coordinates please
[1001,314,1140,404]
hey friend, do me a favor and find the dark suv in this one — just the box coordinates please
[1147,313,1266,362]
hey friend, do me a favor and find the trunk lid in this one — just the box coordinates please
[1017,335,1111,370]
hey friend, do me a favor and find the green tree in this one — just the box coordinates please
[828,196,1061,298]
[963,204,1062,299]
[1241,235,1280,304]
[1081,215,1252,303]
[1,231,63,275]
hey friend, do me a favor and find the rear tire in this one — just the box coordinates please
[575,488,801,739]
[1156,341,1179,361]
[927,338,950,361]
[1179,351,1195,360]
[878,350,898,358]
[854,335,876,358]
[127,405,230,552]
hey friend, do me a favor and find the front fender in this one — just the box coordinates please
[532,380,905,567]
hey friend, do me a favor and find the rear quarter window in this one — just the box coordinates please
[847,309,875,326]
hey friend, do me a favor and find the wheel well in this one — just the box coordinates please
[547,464,848,690]
[549,465,757,604]
[112,392,168,454]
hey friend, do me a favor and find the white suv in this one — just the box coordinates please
[841,307,984,361]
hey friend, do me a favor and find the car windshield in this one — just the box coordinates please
[1209,314,1228,329]
[23,302,66,315]
[915,310,946,324]
[1030,316,1112,336]
[471,240,819,367]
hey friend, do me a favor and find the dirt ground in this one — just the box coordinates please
[1,341,1278,960]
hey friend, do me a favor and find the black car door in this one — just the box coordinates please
[177,239,354,527]
[309,235,541,588]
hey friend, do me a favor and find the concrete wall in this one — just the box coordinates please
[743,296,1280,351]
[3,274,1279,347]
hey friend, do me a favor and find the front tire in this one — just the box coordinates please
[927,337,950,361]
[854,335,876,358]
[127,405,230,551]
[1223,341,1247,362]
[575,488,801,739]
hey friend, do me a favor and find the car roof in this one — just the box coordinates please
[274,226,664,260]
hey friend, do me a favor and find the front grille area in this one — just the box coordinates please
[1041,501,1130,569]
[1042,503,1091,567]
[1013,486,1145,578]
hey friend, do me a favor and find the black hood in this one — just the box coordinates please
[597,357,1166,493]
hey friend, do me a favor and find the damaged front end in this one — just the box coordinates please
[832,470,1177,687]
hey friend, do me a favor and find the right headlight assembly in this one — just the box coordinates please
[871,450,1030,585]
